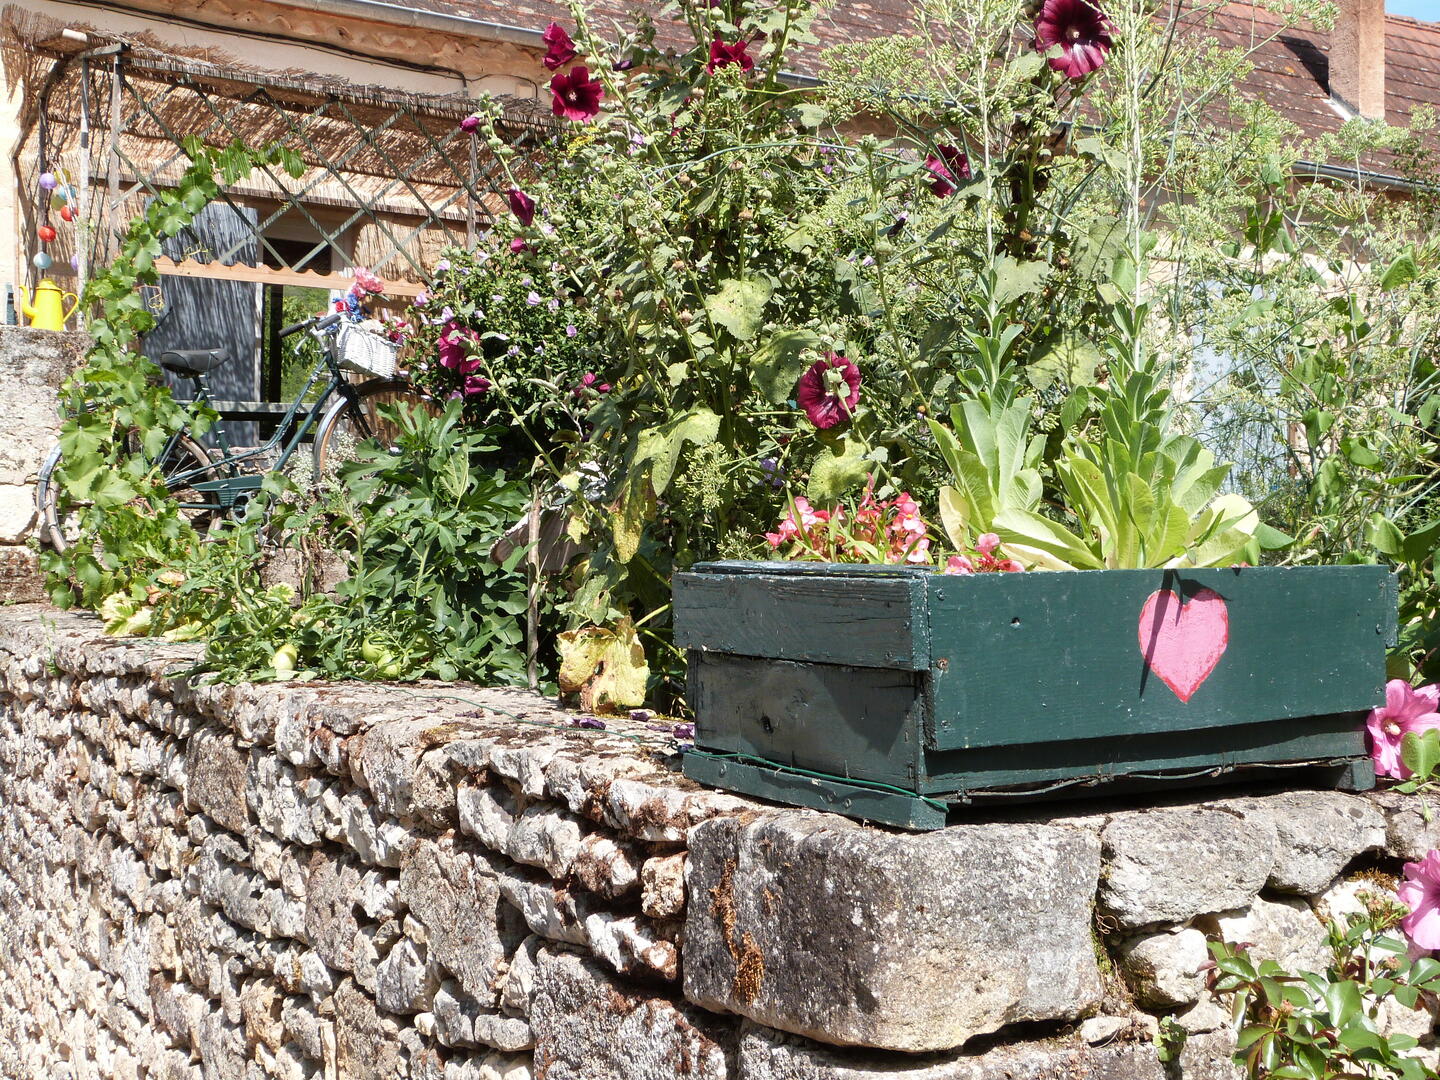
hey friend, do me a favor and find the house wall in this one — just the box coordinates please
[1,0,544,298]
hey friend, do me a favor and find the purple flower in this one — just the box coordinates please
[1035,0,1114,79]
[707,38,754,74]
[542,22,578,71]
[463,373,491,395]
[924,144,971,198]
[570,715,607,729]
[1400,851,1440,953]
[526,291,542,305]
[796,353,861,430]
[459,115,481,133]
[566,324,578,337]
[548,298,560,312]
[435,258,451,272]
[508,188,536,226]
[629,708,654,723]
[613,57,635,71]
[1366,679,1440,779]
[550,65,603,122]
[671,722,695,740]
[414,291,428,307]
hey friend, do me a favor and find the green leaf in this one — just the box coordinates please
[807,432,869,502]
[1401,728,1440,782]
[752,328,822,404]
[991,255,1051,306]
[1027,334,1103,391]
[1380,252,1419,291]
[705,277,773,341]
[1323,980,1363,1027]
[631,408,721,497]
[793,103,828,129]
[1368,513,1405,557]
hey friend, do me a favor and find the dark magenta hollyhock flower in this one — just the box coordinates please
[1035,0,1114,79]
[509,237,531,254]
[542,22,578,70]
[796,352,861,429]
[924,144,971,197]
[550,65,603,122]
[438,321,482,374]
[508,188,536,226]
[459,115,481,133]
[463,373,492,395]
[612,57,635,71]
[706,38,754,74]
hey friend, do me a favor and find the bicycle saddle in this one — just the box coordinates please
[158,348,227,375]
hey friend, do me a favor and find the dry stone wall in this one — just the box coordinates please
[0,326,87,603]
[0,604,1436,1079]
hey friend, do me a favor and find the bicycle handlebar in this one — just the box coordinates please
[278,312,343,338]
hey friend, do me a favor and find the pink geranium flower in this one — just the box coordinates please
[924,144,971,198]
[542,22,578,70]
[353,266,385,294]
[796,353,861,429]
[508,188,536,226]
[944,555,975,575]
[1400,850,1440,952]
[1035,0,1114,79]
[975,532,1000,556]
[1366,679,1440,779]
[707,38,754,74]
[550,66,603,122]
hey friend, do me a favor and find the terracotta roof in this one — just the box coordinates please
[1195,3,1440,150]
[390,0,1438,157]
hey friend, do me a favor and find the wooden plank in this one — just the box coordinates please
[682,752,948,830]
[688,652,923,788]
[924,565,1392,751]
[674,565,928,670]
[919,712,1368,793]
[154,256,424,298]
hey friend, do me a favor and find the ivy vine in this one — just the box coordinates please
[40,138,305,608]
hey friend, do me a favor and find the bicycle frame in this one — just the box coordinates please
[166,314,365,512]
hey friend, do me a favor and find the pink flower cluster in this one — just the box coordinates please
[943,533,1024,575]
[1366,678,1440,779]
[764,487,933,565]
[349,266,385,298]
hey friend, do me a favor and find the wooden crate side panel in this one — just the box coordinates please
[919,712,1368,793]
[687,652,924,788]
[673,570,928,670]
[925,566,1391,751]
[682,753,948,830]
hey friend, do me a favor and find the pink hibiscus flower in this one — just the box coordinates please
[550,66,604,122]
[1366,678,1440,779]
[437,321,482,374]
[541,22,578,70]
[1035,0,1114,79]
[1400,850,1440,953]
[795,353,861,429]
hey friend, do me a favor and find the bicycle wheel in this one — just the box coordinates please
[40,433,217,553]
[312,379,437,480]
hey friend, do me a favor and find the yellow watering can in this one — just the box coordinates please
[16,278,79,331]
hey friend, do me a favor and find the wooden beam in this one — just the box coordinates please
[153,256,424,298]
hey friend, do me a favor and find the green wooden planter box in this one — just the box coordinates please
[673,562,1396,829]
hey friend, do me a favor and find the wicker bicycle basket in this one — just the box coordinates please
[336,324,399,379]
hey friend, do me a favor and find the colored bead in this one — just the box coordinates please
[32,252,53,270]
[37,225,56,243]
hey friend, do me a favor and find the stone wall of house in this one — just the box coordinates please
[0,603,1437,1080]
[0,326,85,603]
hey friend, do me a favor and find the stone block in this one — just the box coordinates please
[507,803,585,880]
[1100,807,1276,930]
[1202,895,1329,974]
[1221,793,1384,895]
[684,812,1102,1053]
[334,978,405,1080]
[640,852,686,919]
[304,850,361,973]
[184,728,250,834]
[738,1021,1167,1079]
[1116,927,1208,1008]
[399,838,509,1003]
[531,948,735,1080]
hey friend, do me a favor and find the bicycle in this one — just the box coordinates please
[36,312,433,552]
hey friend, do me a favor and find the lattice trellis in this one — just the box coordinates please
[19,42,553,298]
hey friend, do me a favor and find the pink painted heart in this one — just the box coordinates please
[1137,587,1229,703]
